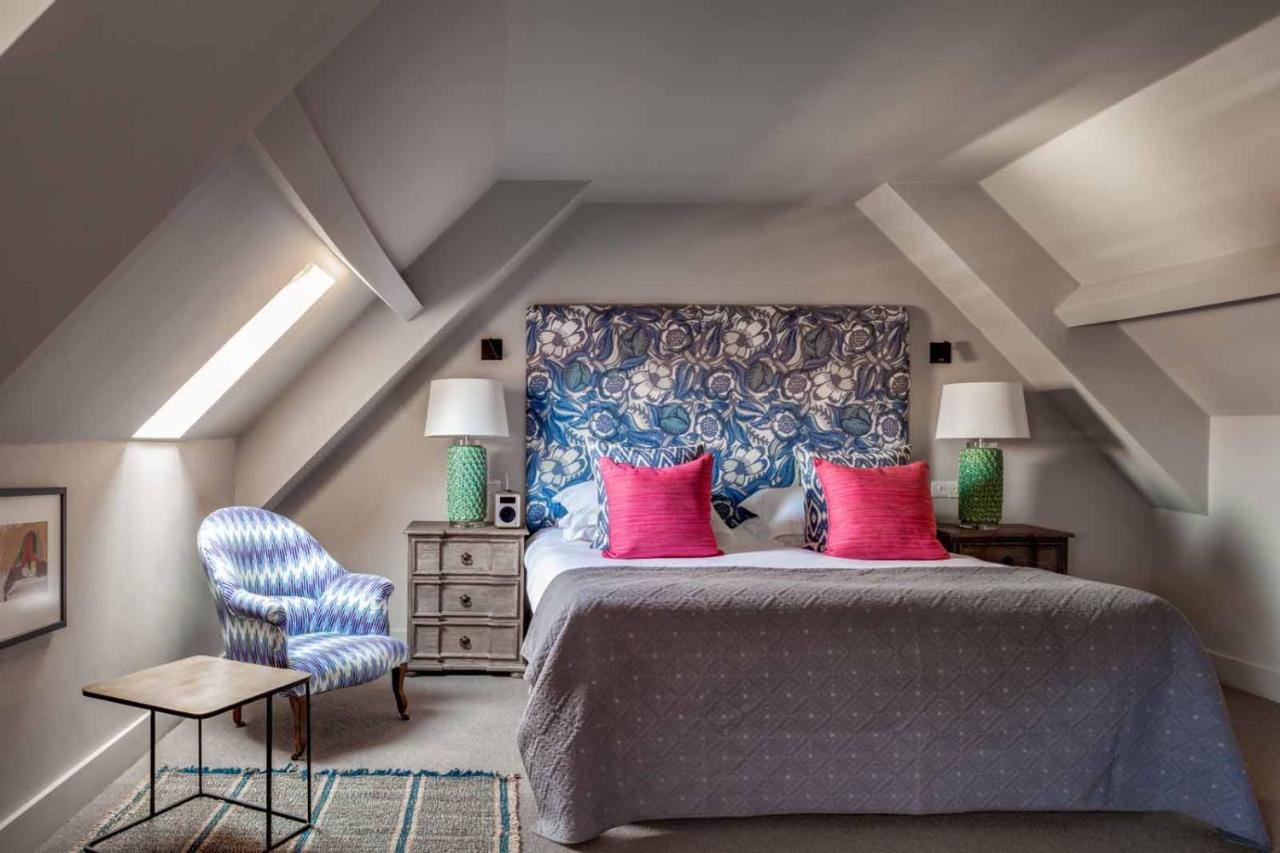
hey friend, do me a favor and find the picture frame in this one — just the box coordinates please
[0,487,66,649]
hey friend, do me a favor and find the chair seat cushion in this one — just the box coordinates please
[287,633,409,695]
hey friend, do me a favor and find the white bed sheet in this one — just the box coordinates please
[525,525,994,612]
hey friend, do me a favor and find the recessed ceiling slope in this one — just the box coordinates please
[235,180,589,509]
[984,15,1280,286]
[0,0,380,388]
[0,148,374,443]
[500,0,1275,202]
[859,182,1208,513]
[296,0,509,269]
[983,13,1280,414]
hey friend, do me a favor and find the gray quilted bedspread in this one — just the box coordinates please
[518,564,1269,846]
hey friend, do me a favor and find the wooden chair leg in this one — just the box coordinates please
[392,664,409,721]
[232,704,245,727]
[288,694,307,761]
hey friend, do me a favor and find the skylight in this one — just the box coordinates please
[133,263,336,440]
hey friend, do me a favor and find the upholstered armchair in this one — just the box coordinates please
[197,506,410,758]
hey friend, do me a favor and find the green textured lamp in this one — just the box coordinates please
[424,378,509,526]
[935,382,1030,528]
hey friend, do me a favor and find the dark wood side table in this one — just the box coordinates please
[404,522,528,675]
[82,655,311,851]
[936,523,1074,574]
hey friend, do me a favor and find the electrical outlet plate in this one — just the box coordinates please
[930,480,959,499]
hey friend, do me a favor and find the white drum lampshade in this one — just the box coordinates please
[934,382,1029,528]
[935,382,1029,441]
[423,378,510,438]
[424,379,509,525]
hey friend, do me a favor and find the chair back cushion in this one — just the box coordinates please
[197,507,343,601]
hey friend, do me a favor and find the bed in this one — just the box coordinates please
[517,304,1268,847]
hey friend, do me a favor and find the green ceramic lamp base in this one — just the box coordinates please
[446,443,488,525]
[958,444,1004,527]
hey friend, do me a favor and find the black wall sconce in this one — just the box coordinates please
[929,341,952,364]
[481,338,504,361]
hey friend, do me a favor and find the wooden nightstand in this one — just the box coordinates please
[936,523,1074,574]
[404,522,528,675]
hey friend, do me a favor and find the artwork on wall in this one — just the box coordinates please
[0,488,66,649]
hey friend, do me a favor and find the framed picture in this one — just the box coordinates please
[0,488,66,649]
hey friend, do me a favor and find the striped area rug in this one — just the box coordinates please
[84,767,520,852]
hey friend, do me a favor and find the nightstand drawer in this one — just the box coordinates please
[411,621,520,661]
[414,540,440,574]
[968,544,1035,567]
[413,581,520,619]
[441,539,520,576]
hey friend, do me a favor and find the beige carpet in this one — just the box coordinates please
[44,676,1278,852]
[78,767,517,852]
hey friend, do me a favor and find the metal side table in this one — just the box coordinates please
[82,655,312,851]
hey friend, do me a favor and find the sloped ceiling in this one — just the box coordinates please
[0,148,374,443]
[501,0,1275,202]
[984,16,1280,414]
[296,0,508,269]
[0,0,380,387]
[6,0,1280,454]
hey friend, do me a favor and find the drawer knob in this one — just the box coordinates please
[458,635,472,650]
[459,593,473,608]
[460,551,473,566]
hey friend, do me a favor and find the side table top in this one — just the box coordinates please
[936,523,1074,540]
[83,655,309,718]
[404,521,528,537]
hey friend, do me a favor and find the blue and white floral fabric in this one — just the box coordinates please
[526,304,911,531]
[794,445,911,551]
[197,506,409,696]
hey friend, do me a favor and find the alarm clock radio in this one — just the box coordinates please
[494,491,522,528]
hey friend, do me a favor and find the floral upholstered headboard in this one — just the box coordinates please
[524,304,910,530]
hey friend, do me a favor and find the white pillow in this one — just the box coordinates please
[739,485,806,541]
[553,480,599,543]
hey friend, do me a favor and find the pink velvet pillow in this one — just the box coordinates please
[814,459,948,560]
[599,453,723,559]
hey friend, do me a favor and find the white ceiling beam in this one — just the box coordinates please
[858,182,1209,514]
[251,93,423,321]
[1056,241,1280,327]
[234,180,588,509]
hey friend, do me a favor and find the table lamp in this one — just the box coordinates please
[934,382,1029,527]
[424,378,509,526]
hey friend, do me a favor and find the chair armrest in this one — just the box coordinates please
[222,590,291,668]
[227,589,290,629]
[312,572,394,636]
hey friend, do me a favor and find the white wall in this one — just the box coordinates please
[0,440,234,850]
[1153,416,1280,701]
[280,202,1155,633]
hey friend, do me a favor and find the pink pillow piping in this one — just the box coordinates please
[599,453,723,560]
[814,459,948,561]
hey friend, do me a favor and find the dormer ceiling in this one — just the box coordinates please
[3,0,1280,511]
[0,0,379,387]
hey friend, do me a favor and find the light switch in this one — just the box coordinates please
[930,480,959,499]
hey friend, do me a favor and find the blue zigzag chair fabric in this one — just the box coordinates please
[197,506,409,697]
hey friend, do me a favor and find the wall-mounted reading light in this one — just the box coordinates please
[133,264,336,440]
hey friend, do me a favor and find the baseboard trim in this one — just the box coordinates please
[0,712,179,851]
[1211,650,1280,703]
